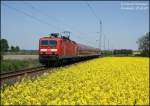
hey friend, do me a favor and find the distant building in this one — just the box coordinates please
[133,51,141,55]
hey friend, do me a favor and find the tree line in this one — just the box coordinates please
[102,49,133,56]
[113,49,133,56]
[0,39,20,53]
[102,32,149,57]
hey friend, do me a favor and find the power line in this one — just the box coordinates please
[23,2,70,30]
[3,3,96,46]
[86,2,103,50]
[86,2,113,51]
[86,2,99,20]
[4,3,87,41]
[3,3,64,31]
[23,2,91,39]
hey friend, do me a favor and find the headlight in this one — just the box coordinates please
[40,49,47,52]
[50,49,57,52]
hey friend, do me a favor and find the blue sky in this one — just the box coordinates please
[1,1,149,50]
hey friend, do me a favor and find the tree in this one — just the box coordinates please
[11,46,20,52]
[0,39,9,60]
[137,32,149,57]
[0,39,9,52]
[11,46,15,52]
[15,46,20,52]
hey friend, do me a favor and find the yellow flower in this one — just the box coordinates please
[1,57,149,105]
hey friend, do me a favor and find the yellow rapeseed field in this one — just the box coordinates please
[1,57,149,105]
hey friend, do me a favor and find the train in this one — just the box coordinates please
[39,33,101,66]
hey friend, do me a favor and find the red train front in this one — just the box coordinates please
[39,33,101,66]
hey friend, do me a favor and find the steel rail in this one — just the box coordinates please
[0,66,48,80]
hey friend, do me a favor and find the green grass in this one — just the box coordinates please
[1,60,41,73]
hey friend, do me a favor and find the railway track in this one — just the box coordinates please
[0,57,99,85]
[0,66,48,81]
[0,61,76,84]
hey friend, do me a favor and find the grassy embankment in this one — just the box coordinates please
[1,60,41,74]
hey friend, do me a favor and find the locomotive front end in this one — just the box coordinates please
[39,39,58,55]
[39,37,60,65]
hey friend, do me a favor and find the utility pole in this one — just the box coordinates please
[108,40,109,51]
[99,20,102,50]
[103,34,106,50]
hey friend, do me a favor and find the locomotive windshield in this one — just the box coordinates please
[41,40,48,46]
[40,40,57,46]
[49,40,57,46]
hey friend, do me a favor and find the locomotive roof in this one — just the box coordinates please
[39,37,62,40]
[39,37,76,43]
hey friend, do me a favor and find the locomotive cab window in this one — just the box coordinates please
[41,40,48,46]
[49,40,57,46]
[40,40,57,46]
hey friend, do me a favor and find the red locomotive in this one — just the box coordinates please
[39,33,101,66]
